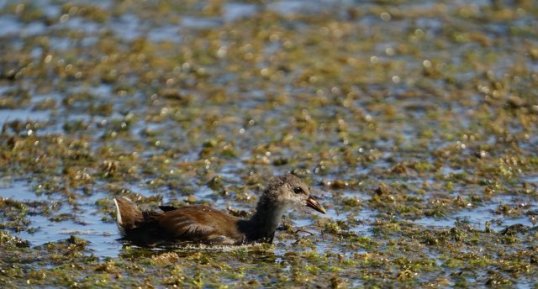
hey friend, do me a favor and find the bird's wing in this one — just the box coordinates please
[159,213,216,238]
[157,206,243,244]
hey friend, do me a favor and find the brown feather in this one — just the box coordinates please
[157,205,244,244]
[113,174,326,246]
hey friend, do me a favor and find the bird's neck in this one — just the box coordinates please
[242,196,287,242]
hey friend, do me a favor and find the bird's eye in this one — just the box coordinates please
[293,187,304,194]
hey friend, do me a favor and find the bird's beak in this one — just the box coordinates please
[306,196,326,214]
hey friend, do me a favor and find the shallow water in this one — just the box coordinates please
[0,180,120,257]
[0,0,537,287]
[415,194,537,231]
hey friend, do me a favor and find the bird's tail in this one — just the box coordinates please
[113,197,143,234]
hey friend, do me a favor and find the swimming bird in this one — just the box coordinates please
[114,174,326,246]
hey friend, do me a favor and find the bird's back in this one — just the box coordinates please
[157,205,245,244]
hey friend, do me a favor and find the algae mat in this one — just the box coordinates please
[0,0,537,288]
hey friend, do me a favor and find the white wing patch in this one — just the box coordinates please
[113,198,123,226]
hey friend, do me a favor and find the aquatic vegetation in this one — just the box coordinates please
[0,0,537,287]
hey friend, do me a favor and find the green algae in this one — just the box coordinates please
[0,0,537,287]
